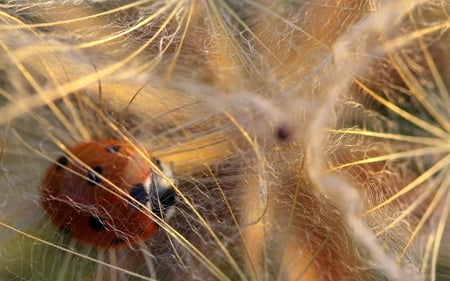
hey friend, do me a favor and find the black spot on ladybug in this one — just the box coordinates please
[106,145,120,153]
[87,166,103,186]
[88,215,105,232]
[56,155,68,170]
[129,183,148,206]
[150,188,175,218]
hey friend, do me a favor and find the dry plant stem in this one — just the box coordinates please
[1,1,449,281]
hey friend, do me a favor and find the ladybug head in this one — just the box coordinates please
[149,159,176,220]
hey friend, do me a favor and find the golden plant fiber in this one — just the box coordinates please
[1,1,450,280]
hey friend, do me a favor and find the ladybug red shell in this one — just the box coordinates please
[41,139,175,248]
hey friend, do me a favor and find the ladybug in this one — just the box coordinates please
[41,139,175,248]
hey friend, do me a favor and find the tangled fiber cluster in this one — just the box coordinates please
[1,1,450,280]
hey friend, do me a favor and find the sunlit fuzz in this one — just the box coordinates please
[313,2,450,281]
[1,1,450,281]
